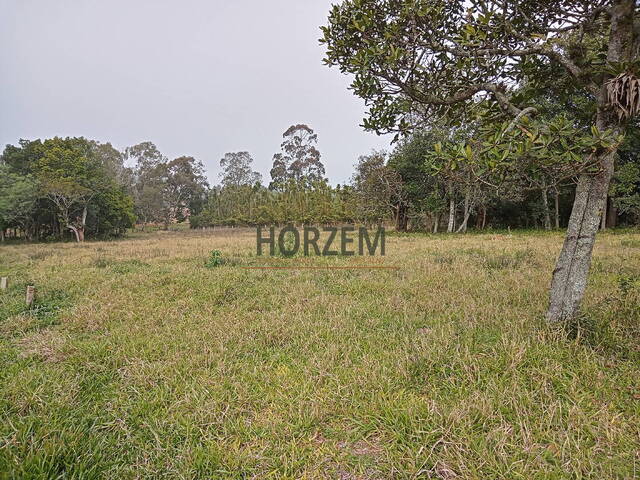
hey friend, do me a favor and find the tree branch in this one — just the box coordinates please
[389,77,523,117]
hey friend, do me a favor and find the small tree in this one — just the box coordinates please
[352,151,406,226]
[388,131,446,231]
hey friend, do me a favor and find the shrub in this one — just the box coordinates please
[205,250,224,268]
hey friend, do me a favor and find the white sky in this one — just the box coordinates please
[0,0,392,185]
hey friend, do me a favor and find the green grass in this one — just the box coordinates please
[0,228,639,479]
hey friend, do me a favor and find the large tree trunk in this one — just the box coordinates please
[546,160,613,322]
[80,205,87,240]
[68,206,87,243]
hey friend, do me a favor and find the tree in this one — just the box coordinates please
[125,142,168,228]
[426,140,486,233]
[0,165,38,241]
[1,139,43,176]
[352,151,406,226]
[610,127,640,224]
[34,137,109,242]
[91,141,130,187]
[322,0,639,324]
[1,138,136,241]
[135,178,165,228]
[162,156,209,225]
[269,124,326,190]
[388,131,445,232]
[125,143,209,227]
[612,160,640,223]
[219,152,262,188]
[88,185,136,238]
[125,142,165,173]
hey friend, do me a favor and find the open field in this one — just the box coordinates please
[1,229,639,479]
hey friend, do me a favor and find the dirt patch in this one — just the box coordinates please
[434,461,458,479]
[340,438,385,458]
[15,329,69,362]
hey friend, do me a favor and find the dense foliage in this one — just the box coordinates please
[0,138,209,242]
[191,126,639,231]
[1,138,134,241]
[3,121,638,242]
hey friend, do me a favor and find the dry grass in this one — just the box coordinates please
[0,227,639,479]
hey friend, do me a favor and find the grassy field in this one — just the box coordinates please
[0,228,639,479]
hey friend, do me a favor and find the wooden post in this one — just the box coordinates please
[0,277,7,290]
[26,285,35,307]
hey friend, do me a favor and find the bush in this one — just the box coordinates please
[205,250,224,268]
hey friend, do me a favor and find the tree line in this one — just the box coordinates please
[0,138,208,241]
[2,117,638,243]
[191,123,639,232]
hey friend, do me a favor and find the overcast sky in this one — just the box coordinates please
[0,0,392,185]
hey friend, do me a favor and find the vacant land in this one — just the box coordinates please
[0,229,639,479]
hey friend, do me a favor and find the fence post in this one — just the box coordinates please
[0,277,7,290]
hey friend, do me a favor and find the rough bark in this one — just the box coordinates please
[546,0,634,324]
[547,157,614,322]
[67,206,87,242]
[79,205,87,241]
